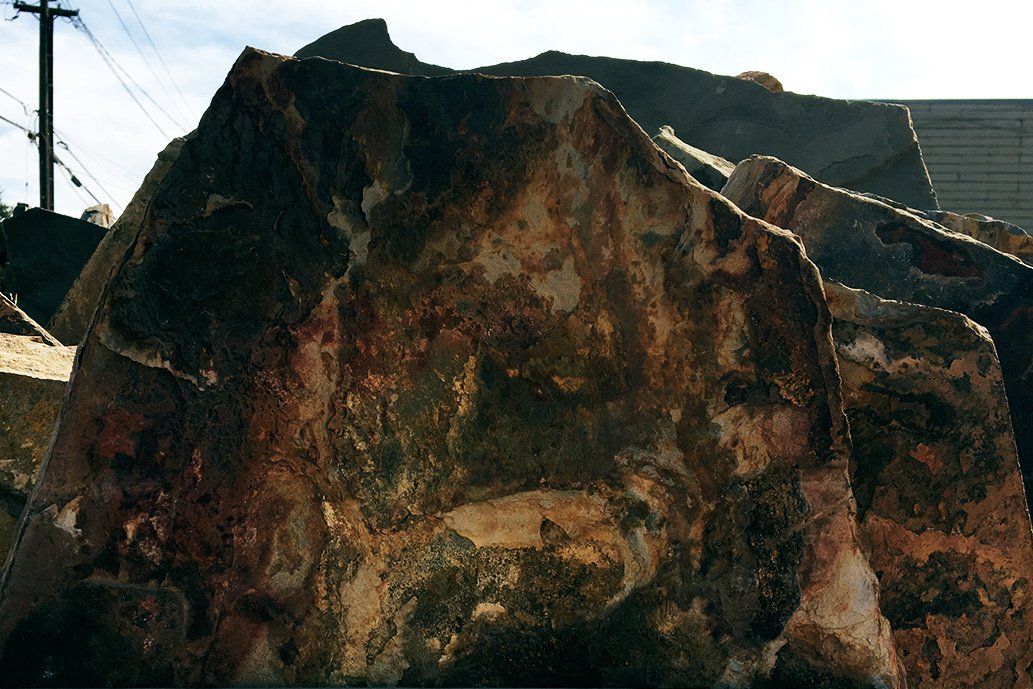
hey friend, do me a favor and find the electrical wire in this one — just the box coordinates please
[54,127,139,185]
[2,109,114,210]
[0,111,33,134]
[71,15,182,135]
[123,0,192,117]
[104,0,189,123]
[55,139,121,211]
[0,85,31,115]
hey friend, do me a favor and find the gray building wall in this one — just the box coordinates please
[893,100,1033,230]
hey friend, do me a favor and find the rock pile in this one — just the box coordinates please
[0,21,1029,689]
[297,18,939,209]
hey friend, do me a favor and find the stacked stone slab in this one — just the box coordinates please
[0,50,902,688]
[826,281,1033,689]
[652,126,734,192]
[723,156,1033,510]
[296,18,939,209]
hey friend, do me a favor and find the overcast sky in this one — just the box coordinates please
[1,0,1030,216]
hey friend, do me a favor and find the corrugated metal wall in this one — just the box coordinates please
[894,100,1033,230]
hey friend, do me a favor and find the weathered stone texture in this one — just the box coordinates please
[722,155,1033,509]
[922,210,1033,266]
[297,19,939,209]
[653,126,734,192]
[80,204,116,229]
[826,281,1033,689]
[0,333,74,562]
[0,50,899,687]
[736,71,784,93]
[49,138,187,345]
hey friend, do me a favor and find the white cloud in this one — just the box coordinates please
[1,0,1030,216]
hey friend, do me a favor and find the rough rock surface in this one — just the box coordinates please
[736,71,784,93]
[826,281,1033,689]
[653,126,734,192]
[0,49,900,687]
[296,19,938,209]
[723,155,1033,508]
[49,139,187,345]
[921,210,1033,266]
[0,333,74,563]
[0,293,60,345]
[0,207,107,326]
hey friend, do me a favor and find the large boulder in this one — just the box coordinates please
[722,155,1033,508]
[0,49,900,687]
[0,208,107,326]
[653,126,734,192]
[296,19,938,209]
[49,138,187,345]
[0,332,74,562]
[826,281,1033,689]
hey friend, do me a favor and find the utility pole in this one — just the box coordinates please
[13,0,78,211]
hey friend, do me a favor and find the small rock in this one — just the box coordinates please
[80,204,115,229]
[736,71,784,93]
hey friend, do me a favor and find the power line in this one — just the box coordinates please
[0,110,33,135]
[123,0,192,118]
[57,162,94,207]
[55,139,120,211]
[54,126,139,184]
[2,108,115,210]
[0,85,32,114]
[69,15,172,138]
[104,0,189,124]
[73,14,184,130]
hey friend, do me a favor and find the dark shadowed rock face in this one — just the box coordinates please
[653,126,734,192]
[0,208,107,326]
[826,281,1033,689]
[0,50,899,687]
[296,18,451,76]
[296,19,938,209]
[49,138,187,345]
[722,155,1033,510]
